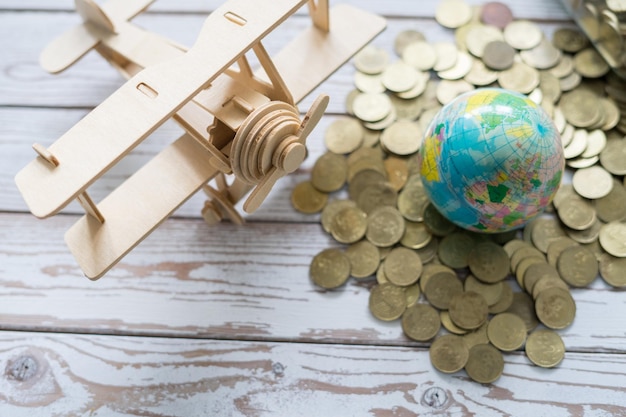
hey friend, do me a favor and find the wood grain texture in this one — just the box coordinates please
[1,332,625,417]
[1,0,625,415]
[0,212,625,354]
[0,0,571,20]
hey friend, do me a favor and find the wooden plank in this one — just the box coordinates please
[0,331,624,416]
[0,0,572,20]
[0,213,625,353]
[0,13,576,111]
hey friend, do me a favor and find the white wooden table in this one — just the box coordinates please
[1,1,625,415]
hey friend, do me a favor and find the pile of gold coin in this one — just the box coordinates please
[294,0,626,383]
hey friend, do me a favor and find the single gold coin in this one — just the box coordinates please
[525,329,565,368]
[559,89,601,128]
[488,281,514,314]
[464,59,499,86]
[552,27,589,53]
[369,283,407,321]
[348,169,386,201]
[311,152,347,193]
[468,241,510,283]
[384,156,409,191]
[356,182,398,215]
[402,41,437,71]
[384,247,422,287]
[600,138,626,175]
[530,217,567,253]
[291,181,328,214]
[352,93,393,123]
[498,62,540,94]
[353,45,389,75]
[480,2,513,29]
[572,165,614,199]
[573,48,610,78]
[345,240,380,279]
[435,0,473,29]
[506,292,539,332]
[380,120,423,155]
[401,221,433,250]
[559,71,582,92]
[438,232,476,269]
[382,60,419,93]
[324,117,364,154]
[321,200,356,234]
[599,253,626,288]
[402,303,441,341]
[504,20,543,50]
[366,206,406,247]
[424,271,464,310]
[448,291,489,330]
[594,180,626,223]
[520,37,562,70]
[354,71,385,94]
[549,54,574,78]
[535,286,576,329]
[557,246,598,287]
[482,40,515,70]
[465,343,504,383]
[331,206,367,244]
[398,180,430,222]
[310,248,351,289]
[487,312,527,352]
[599,222,626,257]
[563,129,589,159]
[556,197,597,231]
[429,334,470,373]
[464,275,504,306]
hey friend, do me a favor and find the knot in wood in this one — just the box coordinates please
[272,361,285,376]
[6,355,38,382]
[421,386,448,409]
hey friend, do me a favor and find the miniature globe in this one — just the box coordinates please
[418,88,564,233]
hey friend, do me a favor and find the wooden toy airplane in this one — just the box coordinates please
[15,0,385,280]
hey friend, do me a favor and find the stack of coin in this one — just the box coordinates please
[290,0,626,384]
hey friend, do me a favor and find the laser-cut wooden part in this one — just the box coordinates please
[15,0,386,279]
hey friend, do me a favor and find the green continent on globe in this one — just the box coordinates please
[419,88,564,233]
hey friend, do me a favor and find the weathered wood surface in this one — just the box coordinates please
[1,332,625,417]
[1,212,625,355]
[0,0,570,20]
[1,0,626,415]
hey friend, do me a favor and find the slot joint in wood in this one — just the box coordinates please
[77,191,105,224]
[32,143,59,167]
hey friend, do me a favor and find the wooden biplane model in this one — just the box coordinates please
[15,0,386,279]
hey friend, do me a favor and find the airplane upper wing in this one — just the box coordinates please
[16,0,309,219]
